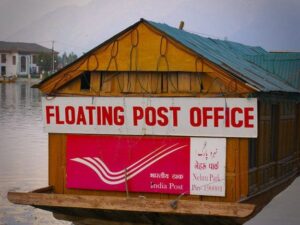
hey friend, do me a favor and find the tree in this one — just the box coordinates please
[37,53,58,75]
[37,52,78,77]
[57,52,78,69]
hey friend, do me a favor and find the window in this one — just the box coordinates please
[1,54,6,63]
[80,71,91,90]
[32,55,37,64]
[13,56,16,65]
[1,66,6,76]
[20,56,26,72]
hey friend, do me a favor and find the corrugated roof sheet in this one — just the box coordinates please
[0,41,55,54]
[244,53,300,90]
[146,20,299,93]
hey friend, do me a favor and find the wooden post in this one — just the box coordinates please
[179,21,185,30]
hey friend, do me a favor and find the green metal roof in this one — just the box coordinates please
[244,53,300,90]
[146,20,299,93]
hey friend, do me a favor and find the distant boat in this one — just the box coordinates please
[0,76,17,83]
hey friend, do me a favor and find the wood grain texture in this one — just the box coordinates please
[49,134,66,193]
[239,139,249,199]
[55,71,251,97]
[7,192,255,218]
[297,104,300,167]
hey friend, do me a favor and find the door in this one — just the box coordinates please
[1,66,6,76]
[20,56,27,73]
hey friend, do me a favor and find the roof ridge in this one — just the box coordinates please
[144,19,267,55]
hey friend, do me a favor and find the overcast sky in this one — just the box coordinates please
[0,0,299,55]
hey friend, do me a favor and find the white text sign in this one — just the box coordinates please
[42,97,257,137]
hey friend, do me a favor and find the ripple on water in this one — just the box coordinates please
[0,80,71,225]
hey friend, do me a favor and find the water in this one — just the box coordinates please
[0,80,70,225]
[245,177,300,225]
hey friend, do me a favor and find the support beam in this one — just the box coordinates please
[8,191,255,218]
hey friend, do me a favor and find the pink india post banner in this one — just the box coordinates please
[66,135,226,196]
[67,135,190,194]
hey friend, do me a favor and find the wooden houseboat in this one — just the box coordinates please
[8,19,300,225]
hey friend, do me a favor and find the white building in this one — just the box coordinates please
[0,41,54,78]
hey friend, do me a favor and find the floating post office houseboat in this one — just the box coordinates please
[8,19,300,224]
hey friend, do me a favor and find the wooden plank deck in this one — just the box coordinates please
[7,191,255,218]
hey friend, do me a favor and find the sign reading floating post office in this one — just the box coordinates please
[42,97,257,137]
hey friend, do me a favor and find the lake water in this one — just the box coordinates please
[0,80,299,225]
[0,80,70,225]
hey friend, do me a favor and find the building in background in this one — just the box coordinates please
[0,41,57,78]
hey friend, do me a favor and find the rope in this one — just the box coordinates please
[129,29,140,93]
[128,29,153,94]
[195,57,204,93]
[156,36,177,93]
[106,40,119,71]
[193,57,242,96]
[105,40,125,92]
[48,53,100,96]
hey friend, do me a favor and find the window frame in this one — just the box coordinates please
[1,54,7,63]
[13,55,16,65]
[80,71,91,91]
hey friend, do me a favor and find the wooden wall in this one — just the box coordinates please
[248,98,300,195]
[49,134,249,203]
[297,103,300,168]
[57,71,250,97]
[47,71,250,203]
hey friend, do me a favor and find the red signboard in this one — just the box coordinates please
[67,135,226,196]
